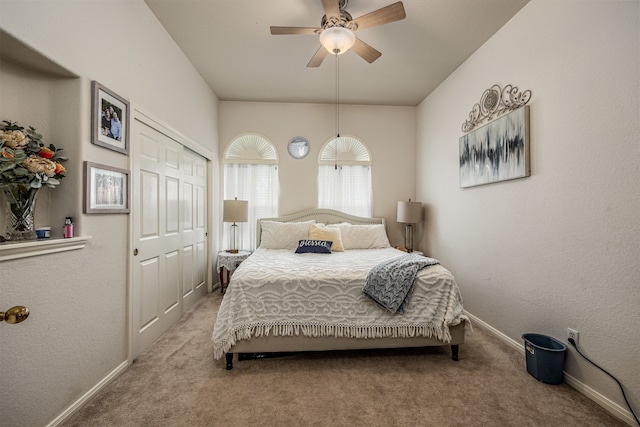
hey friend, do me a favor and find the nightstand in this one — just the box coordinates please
[395,246,424,256]
[216,250,250,294]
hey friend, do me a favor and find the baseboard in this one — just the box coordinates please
[46,360,130,427]
[464,311,524,353]
[563,373,637,426]
[464,311,636,426]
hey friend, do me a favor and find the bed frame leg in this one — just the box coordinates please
[451,345,459,361]
[451,344,460,362]
[225,353,234,370]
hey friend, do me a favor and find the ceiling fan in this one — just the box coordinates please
[270,0,406,67]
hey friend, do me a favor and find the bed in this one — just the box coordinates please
[212,208,469,370]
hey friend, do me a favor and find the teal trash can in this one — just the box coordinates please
[522,333,567,385]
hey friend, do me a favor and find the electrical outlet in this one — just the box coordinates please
[567,328,579,345]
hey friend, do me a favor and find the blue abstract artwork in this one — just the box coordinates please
[459,106,530,188]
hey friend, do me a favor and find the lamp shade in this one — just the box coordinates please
[397,200,422,224]
[223,199,248,223]
[319,26,356,54]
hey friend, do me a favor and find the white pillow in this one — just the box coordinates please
[339,223,391,249]
[259,220,316,249]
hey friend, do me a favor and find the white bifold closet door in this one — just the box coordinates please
[131,119,208,359]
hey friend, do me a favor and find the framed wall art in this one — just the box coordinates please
[459,84,532,188]
[83,161,130,214]
[91,81,129,155]
[459,105,530,188]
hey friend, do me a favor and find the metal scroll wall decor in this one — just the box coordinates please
[459,84,532,188]
[461,84,531,133]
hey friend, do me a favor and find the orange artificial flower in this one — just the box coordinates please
[38,147,55,159]
[1,149,15,159]
[54,163,66,175]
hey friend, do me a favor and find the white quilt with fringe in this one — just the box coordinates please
[212,247,467,359]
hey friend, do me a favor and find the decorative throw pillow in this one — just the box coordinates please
[308,223,344,251]
[295,239,333,254]
[339,223,390,249]
[259,220,316,250]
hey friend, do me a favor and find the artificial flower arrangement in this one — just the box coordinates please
[0,120,67,188]
[0,120,67,240]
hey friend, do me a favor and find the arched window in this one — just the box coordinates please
[223,134,279,250]
[317,135,372,217]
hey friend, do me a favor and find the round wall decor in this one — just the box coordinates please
[287,136,310,159]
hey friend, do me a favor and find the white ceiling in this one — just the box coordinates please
[144,0,529,106]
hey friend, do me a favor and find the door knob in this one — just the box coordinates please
[1,306,30,324]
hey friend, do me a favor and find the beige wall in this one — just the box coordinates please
[0,1,219,425]
[416,0,639,420]
[219,101,417,248]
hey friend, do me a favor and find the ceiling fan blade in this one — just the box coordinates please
[352,1,406,31]
[307,46,329,67]
[321,0,340,20]
[270,26,320,35]
[352,38,382,63]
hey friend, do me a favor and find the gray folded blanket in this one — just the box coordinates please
[363,254,439,313]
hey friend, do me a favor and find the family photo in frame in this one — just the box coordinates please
[91,81,129,155]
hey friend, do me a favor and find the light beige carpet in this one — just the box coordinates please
[64,292,626,426]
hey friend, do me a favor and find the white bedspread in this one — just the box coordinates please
[212,247,467,359]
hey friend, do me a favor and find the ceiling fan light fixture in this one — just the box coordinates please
[319,26,355,55]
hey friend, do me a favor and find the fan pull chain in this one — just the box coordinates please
[335,52,340,170]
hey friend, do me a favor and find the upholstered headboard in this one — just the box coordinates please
[256,208,385,247]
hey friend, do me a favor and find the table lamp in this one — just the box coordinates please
[397,199,422,253]
[223,198,248,253]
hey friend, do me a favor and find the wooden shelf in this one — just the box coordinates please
[0,236,91,262]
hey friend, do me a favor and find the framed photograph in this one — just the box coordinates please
[83,161,130,214]
[459,106,530,188]
[91,81,129,155]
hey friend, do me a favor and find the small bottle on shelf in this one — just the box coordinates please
[63,217,74,238]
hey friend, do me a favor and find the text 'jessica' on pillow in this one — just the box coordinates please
[295,240,333,254]
[259,220,316,250]
[308,224,344,251]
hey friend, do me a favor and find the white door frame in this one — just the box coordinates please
[127,104,215,363]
